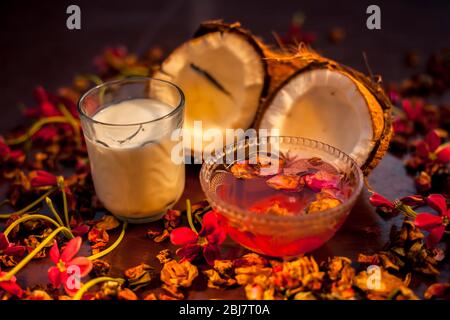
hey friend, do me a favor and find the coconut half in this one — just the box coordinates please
[255,50,392,174]
[155,21,268,155]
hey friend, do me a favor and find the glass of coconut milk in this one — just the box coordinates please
[78,77,185,223]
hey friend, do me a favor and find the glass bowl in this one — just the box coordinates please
[200,136,364,258]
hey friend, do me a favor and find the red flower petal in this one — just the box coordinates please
[0,279,23,298]
[3,245,26,257]
[60,237,82,263]
[170,227,198,246]
[0,233,8,251]
[68,257,93,277]
[203,244,221,265]
[49,240,60,264]
[304,171,339,192]
[425,130,441,152]
[427,194,447,216]
[426,225,446,248]
[400,195,426,207]
[436,146,450,164]
[416,141,430,159]
[61,271,80,297]
[369,193,394,209]
[47,266,61,288]
[199,211,220,237]
[176,243,201,262]
[29,170,57,187]
[414,213,443,230]
[206,228,227,245]
[71,224,90,237]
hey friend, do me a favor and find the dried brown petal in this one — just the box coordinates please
[307,196,341,213]
[424,283,450,299]
[124,263,154,291]
[156,249,172,264]
[160,260,198,288]
[88,227,110,244]
[91,259,111,277]
[95,215,120,230]
[203,269,236,289]
[161,284,185,299]
[143,293,158,300]
[153,229,170,243]
[117,288,138,300]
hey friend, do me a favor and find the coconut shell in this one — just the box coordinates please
[193,20,271,103]
[254,47,393,175]
[191,21,392,174]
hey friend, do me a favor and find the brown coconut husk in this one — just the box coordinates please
[254,46,393,175]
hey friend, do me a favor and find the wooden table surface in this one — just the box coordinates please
[1,0,450,299]
[11,155,450,299]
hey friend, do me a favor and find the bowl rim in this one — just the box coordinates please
[199,136,364,224]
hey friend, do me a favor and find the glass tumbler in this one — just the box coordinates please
[78,77,185,223]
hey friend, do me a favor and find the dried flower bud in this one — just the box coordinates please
[91,259,111,277]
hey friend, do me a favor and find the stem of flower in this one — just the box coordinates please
[0,226,73,282]
[398,204,418,219]
[0,187,56,219]
[5,117,70,145]
[186,199,198,234]
[87,221,127,261]
[3,214,74,239]
[45,197,66,227]
[56,176,70,228]
[82,74,103,86]
[72,277,125,300]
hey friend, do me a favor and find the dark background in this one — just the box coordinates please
[0,0,449,132]
[0,0,449,298]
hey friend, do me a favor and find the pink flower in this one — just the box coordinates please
[304,171,340,192]
[369,193,395,209]
[0,268,23,298]
[402,99,424,121]
[416,130,450,164]
[24,87,61,118]
[414,194,449,248]
[170,211,226,265]
[47,237,93,296]
[32,126,59,143]
[0,137,25,165]
[0,232,26,257]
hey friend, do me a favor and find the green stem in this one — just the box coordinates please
[87,222,127,261]
[45,197,66,227]
[3,214,72,238]
[5,117,70,145]
[0,226,72,282]
[186,199,197,234]
[57,176,70,228]
[84,74,103,85]
[399,204,418,219]
[72,277,125,300]
[0,188,56,219]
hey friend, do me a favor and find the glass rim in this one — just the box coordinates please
[199,136,364,224]
[77,77,185,127]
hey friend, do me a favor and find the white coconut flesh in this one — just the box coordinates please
[259,69,382,167]
[155,31,265,153]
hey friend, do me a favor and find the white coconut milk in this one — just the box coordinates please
[85,98,185,221]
